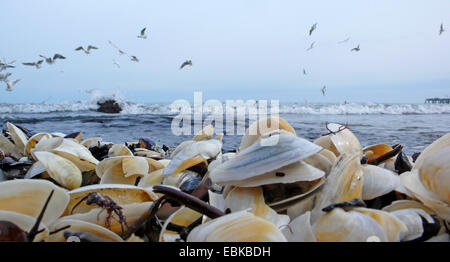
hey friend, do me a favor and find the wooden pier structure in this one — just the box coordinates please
[425,98,450,104]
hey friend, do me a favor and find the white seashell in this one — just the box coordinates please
[47,219,123,242]
[224,186,290,228]
[389,208,434,241]
[0,179,69,226]
[24,133,51,156]
[314,123,362,156]
[312,208,388,242]
[81,137,103,148]
[418,147,450,204]
[0,133,22,159]
[108,144,133,157]
[187,210,287,242]
[34,151,82,190]
[413,133,450,171]
[361,164,401,200]
[281,211,316,242]
[6,122,28,155]
[50,138,99,172]
[210,132,322,185]
[24,161,46,179]
[239,117,296,151]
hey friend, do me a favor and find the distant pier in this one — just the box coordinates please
[425,98,450,104]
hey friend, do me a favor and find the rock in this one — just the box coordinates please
[97,99,122,114]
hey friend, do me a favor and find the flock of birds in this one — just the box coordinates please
[303,22,445,96]
[0,27,193,92]
[0,22,447,96]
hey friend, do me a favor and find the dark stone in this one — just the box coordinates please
[395,151,412,174]
[97,100,122,114]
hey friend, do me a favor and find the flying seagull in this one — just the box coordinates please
[130,56,139,62]
[309,23,318,36]
[179,60,192,70]
[113,59,120,68]
[39,54,66,64]
[5,79,20,91]
[439,23,445,35]
[338,37,351,44]
[22,60,44,69]
[75,45,98,55]
[108,40,127,55]
[0,59,15,71]
[306,42,315,51]
[0,72,11,82]
[351,45,360,52]
[303,68,307,75]
[137,28,147,39]
[321,85,326,96]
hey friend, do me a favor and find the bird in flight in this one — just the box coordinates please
[108,40,127,55]
[137,28,148,39]
[179,60,192,70]
[321,86,326,96]
[338,37,351,44]
[130,56,139,62]
[75,45,98,55]
[303,68,307,75]
[113,59,120,68]
[306,42,315,51]
[39,54,66,64]
[22,60,44,69]
[309,23,318,36]
[0,59,15,71]
[0,72,12,82]
[439,23,445,35]
[5,79,20,91]
[351,45,360,52]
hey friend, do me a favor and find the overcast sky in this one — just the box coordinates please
[0,0,449,104]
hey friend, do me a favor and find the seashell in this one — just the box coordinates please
[108,144,133,157]
[81,137,103,148]
[224,186,290,228]
[193,124,215,141]
[426,233,450,242]
[187,210,287,242]
[34,151,82,190]
[361,164,401,200]
[60,202,152,235]
[24,161,46,179]
[310,153,364,223]
[50,138,99,172]
[363,144,393,163]
[97,156,164,185]
[413,133,450,170]
[47,219,123,242]
[0,179,69,226]
[31,136,64,157]
[51,132,66,138]
[25,133,51,156]
[388,208,435,241]
[133,148,161,158]
[63,184,155,216]
[6,122,28,155]
[314,123,362,157]
[0,133,22,159]
[210,131,322,185]
[303,152,333,175]
[281,211,316,242]
[352,207,407,242]
[138,159,171,187]
[163,139,222,177]
[312,208,388,242]
[0,210,49,242]
[239,117,296,151]
[400,147,450,220]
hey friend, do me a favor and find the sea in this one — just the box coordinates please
[1,93,449,156]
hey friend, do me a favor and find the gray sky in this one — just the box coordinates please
[0,0,449,104]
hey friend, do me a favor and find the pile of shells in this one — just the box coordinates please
[0,120,448,242]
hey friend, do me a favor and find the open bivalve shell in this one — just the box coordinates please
[47,219,123,242]
[34,151,82,190]
[97,156,164,185]
[6,122,28,156]
[187,210,287,242]
[25,133,51,156]
[63,184,156,216]
[0,179,69,226]
[314,123,362,157]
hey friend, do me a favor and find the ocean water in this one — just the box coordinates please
[1,95,449,156]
